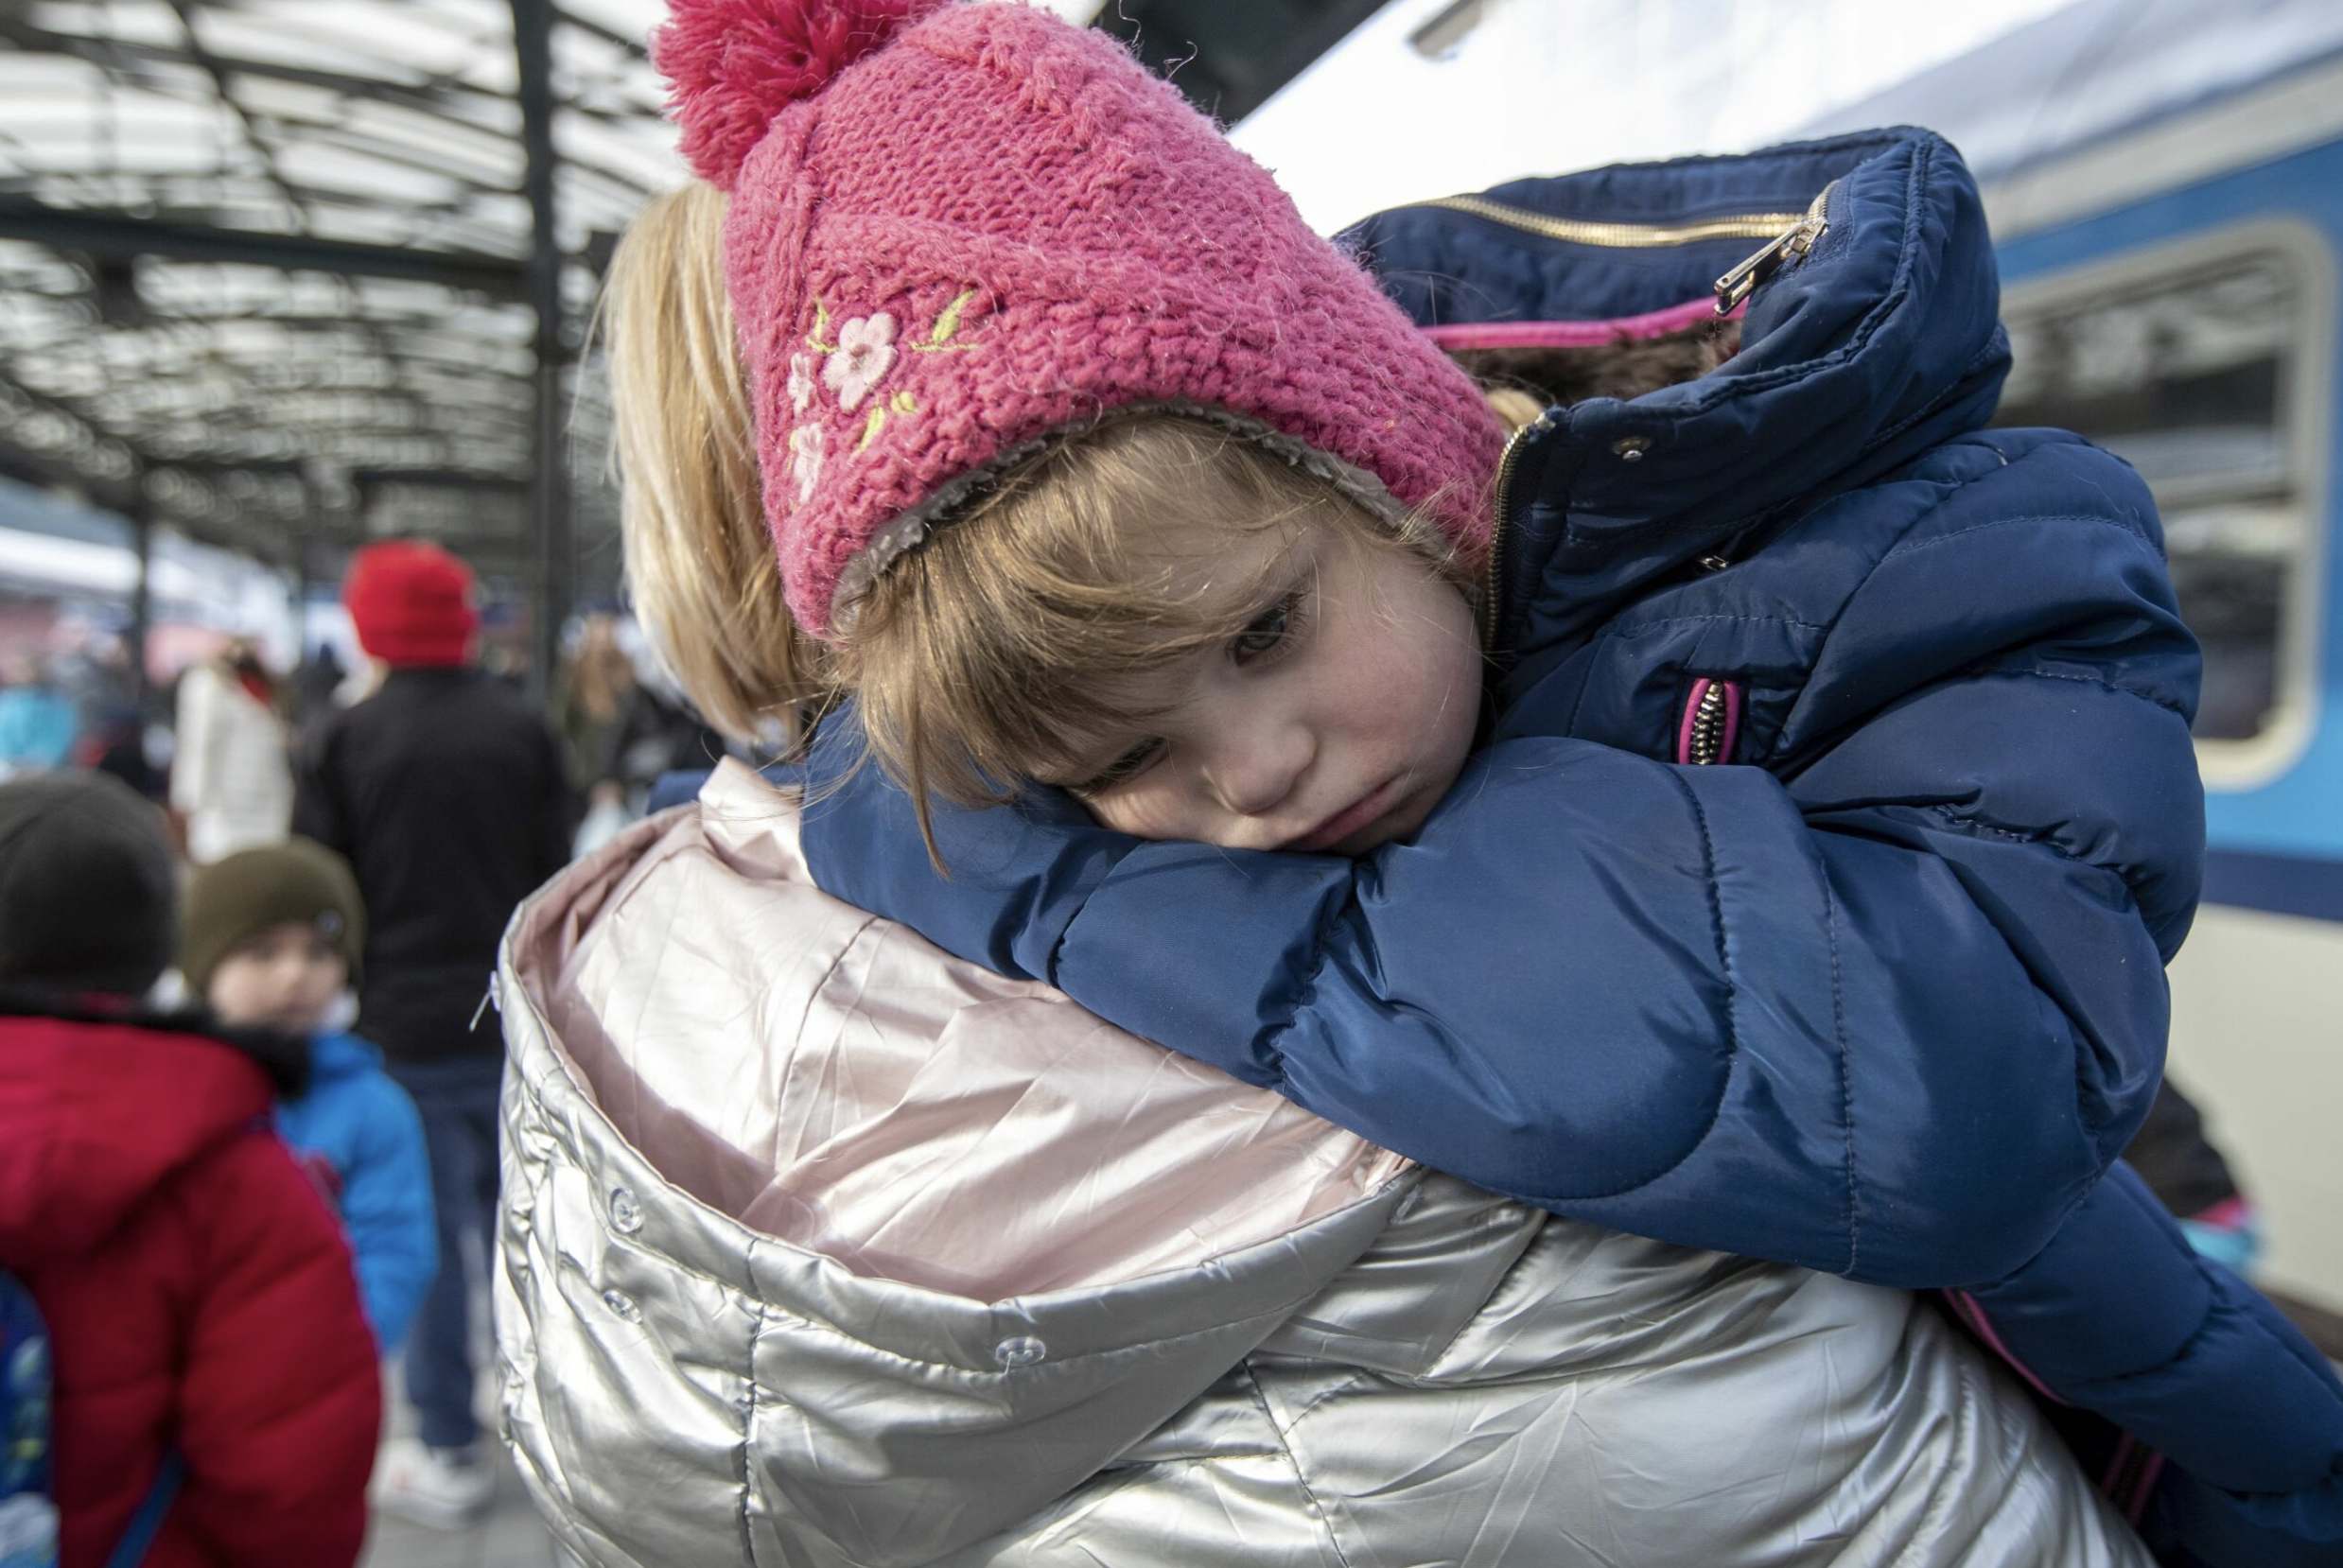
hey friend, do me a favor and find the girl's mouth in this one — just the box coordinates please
[1285,776,1401,854]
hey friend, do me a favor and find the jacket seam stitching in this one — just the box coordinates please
[552,1217,1316,1372]
[1569,768,1740,1201]
[2028,1183,2343,1499]
[1823,869,1859,1278]
[736,1296,762,1564]
[1597,611,1837,638]
[1765,444,2149,763]
[1267,1368,1379,1435]
[1849,330,2008,469]
[515,1054,1343,1373]
[1967,663,2193,722]
[1876,511,2162,568]
[1645,135,1929,412]
[1917,804,2145,910]
[1264,895,1346,1091]
[1239,1363,1359,1568]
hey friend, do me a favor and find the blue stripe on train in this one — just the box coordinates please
[2202,846,2343,923]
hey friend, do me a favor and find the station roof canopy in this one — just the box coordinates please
[0,0,694,572]
[0,0,1380,577]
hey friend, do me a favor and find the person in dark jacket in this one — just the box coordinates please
[0,771,378,1566]
[294,538,571,1525]
[603,39,2338,1559]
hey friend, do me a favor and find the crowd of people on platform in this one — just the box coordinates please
[0,539,727,1563]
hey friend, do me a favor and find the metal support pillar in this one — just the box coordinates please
[127,473,154,713]
[513,0,570,701]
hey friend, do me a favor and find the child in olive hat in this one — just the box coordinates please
[184,839,436,1352]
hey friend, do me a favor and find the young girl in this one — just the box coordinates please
[493,2,2339,1562]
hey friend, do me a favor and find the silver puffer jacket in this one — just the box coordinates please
[495,762,2147,1567]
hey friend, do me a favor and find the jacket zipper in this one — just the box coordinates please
[1458,182,1833,653]
[1482,412,1550,653]
[1416,195,1810,249]
[1677,676,1742,766]
[1713,182,1834,314]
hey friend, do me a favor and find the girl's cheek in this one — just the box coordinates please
[1084,782,1198,843]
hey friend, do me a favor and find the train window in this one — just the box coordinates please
[1997,224,2331,775]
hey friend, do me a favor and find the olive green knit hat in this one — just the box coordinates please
[182,837,365,1000]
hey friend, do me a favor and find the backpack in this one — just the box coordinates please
[0,1270,181,1568]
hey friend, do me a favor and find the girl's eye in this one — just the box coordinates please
[1232,589,1306,666]
[1075,737,1166,794]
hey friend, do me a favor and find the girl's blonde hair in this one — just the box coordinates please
[601,185,1725,843]
[602,184,1465,838]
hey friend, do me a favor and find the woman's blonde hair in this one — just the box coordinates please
[601,184,1469,846]
[603,184,831,744]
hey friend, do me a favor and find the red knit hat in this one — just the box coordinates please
[342,540,478,668]
[654,0,1505,639]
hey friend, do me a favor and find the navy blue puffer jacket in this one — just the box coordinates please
[790,130,2341,1562]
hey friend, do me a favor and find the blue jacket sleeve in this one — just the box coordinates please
[1953,1163,2343,1567]
[798,441,2201,1289]
[334,1074,439,1353]
[802,725,2149,1286]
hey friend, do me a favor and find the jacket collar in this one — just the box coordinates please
[1344,128,2010,656]
[0,987,311,1097]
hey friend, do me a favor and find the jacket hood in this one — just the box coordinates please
[497,761,1413,1564]
[1343,127,2009,653]
[0,1004,277,1263]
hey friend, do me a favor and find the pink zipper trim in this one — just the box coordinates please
[1945,1289,2070,1407]
[2190,1195,2254,1230]
[1425,293,1744,352]
[2127,1453,2166,1524]
[1675,677,1742,765]
[2101,1433,2138,1493]
[1951,1292,2165,1521]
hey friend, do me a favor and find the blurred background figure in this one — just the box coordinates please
[169,636,293,864]
[0,656,76,778]
[0,770,379,1565]
[293,540,571,1530]
[291,641,352,733]
[556,611,729,854]
[182,838,438,1357]
[551,611,635,793]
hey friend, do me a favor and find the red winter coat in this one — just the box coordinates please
[0,1006,380,1566]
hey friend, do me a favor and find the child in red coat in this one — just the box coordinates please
[0,771,379,1567]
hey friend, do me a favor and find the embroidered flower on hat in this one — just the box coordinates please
[788,424,826,505]
[786,352,816,413]
[824,312,898,410]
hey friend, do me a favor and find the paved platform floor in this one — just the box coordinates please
[359,1443,562,1568]
[358,1350,566,1568]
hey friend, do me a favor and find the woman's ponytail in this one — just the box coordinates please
[600,183,831,747]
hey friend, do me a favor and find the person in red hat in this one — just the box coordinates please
[294,539,573,1525]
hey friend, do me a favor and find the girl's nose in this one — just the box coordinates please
[1202,722,1313,819]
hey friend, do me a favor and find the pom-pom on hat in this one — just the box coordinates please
[652,0,1505,639]
[342,540,478,668]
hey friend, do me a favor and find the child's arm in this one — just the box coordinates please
[797,723,2176,1288]
[334,1071,440,1353]
[1954,1162,2343,1563]
[797,441,2198,1290]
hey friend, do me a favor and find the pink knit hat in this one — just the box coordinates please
[656,0,1505,639]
